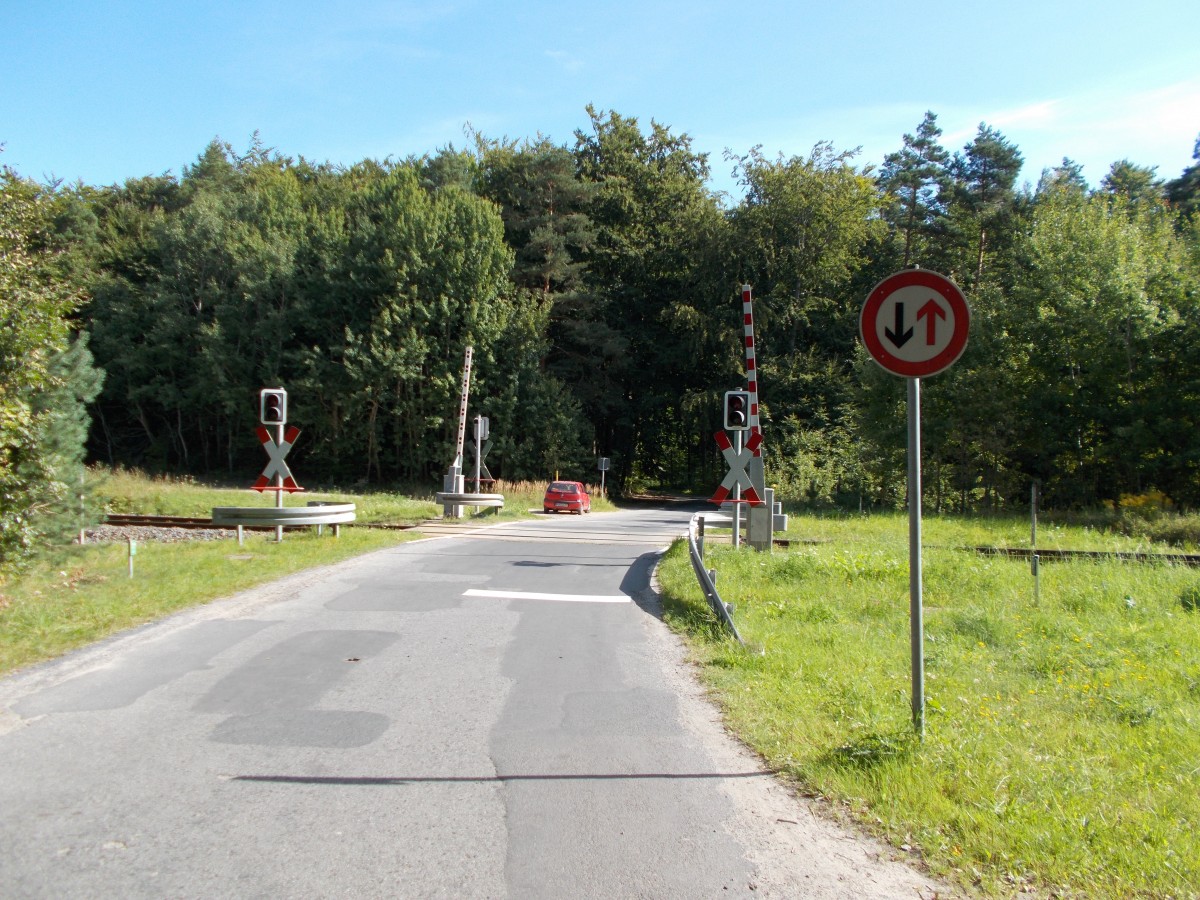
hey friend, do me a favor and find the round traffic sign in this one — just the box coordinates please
[860,269,970,377]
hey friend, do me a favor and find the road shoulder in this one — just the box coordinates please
[641,570,963,899]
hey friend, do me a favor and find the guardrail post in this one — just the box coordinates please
[687,512,743,644]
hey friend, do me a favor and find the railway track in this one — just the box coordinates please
[98,517,1200,565]
[104,514,222,529]
[102,514,418,532]
[965,546,1200,567]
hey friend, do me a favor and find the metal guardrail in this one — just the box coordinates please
[687,512,743,644]
[211,503,357,527]
[211,502,357,544]
[434,492,505,508]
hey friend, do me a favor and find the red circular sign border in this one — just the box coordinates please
[859,270,970,377]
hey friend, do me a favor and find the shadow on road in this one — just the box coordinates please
[231,770,774,785]
[622,549,669,620]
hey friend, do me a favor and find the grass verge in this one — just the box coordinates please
[0,529,409,676]
[1,470,615,678]
[3,469,428,675]
[657,511,1200,898]
[89,466,440,522]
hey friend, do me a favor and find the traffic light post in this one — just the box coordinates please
[709,289,786,554]
[723,391,751,547]
[260,388,288,540]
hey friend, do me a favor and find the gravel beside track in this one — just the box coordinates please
[82,524,236,544]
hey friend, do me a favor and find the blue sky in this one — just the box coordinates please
[3,0,1197,198]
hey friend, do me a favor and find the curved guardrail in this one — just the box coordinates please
[687,512,743,644]
[435,492,505,509]
[211,502,356,543]
[211,503,357,527]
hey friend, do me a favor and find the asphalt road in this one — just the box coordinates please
[0,505,949,899]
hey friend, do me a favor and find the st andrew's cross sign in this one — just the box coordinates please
[711,430,764,506]
[253,424,302,493]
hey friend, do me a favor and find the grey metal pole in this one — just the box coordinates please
[1032,482,1040,604]
[1031,482,1037,548]
[907,377,924,738]
[474,416,482,494]
[79,471,86,546]
[275,421,284,542]
[732,430,743,549]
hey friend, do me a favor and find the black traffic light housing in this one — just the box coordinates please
[723,390,751,431]
[260,388,287,425]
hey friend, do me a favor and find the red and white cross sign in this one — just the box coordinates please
[253,425,303,492]
[711,430,764,506]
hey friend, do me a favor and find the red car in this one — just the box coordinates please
[543,481,591,514]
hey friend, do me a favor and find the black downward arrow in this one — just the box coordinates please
[884,302,913,348]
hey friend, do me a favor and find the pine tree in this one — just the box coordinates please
[1101,160,1163,207]
[0,169,88,570]
[1165,134,1200,219]
[878,111,950,267]
[948,124,1025,286]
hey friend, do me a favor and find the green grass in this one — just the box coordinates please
[0,528,409,675]
[90,466,440,523]
[86,468,617,523]
[658,511,1200,898]
[0,470,616,677]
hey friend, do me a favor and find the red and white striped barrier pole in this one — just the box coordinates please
[742,285,765,498]
[742,284,761,450]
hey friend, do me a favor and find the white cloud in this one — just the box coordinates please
[545,50,585,74]
[943,77,1200,182]
[697,77,1199,197]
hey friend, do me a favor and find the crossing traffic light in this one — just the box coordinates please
[260,388,287,425]
[723,390,751,431]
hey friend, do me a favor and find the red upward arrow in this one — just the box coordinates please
[916,299,946,345]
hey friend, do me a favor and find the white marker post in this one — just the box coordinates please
[860,269,970,737]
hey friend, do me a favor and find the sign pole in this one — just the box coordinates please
[907,377,925,738]
[1032,482,1041,604]
[274,420,285,542]
[860,269,970,740]
[474,415,482,494]
[732,431,742,549]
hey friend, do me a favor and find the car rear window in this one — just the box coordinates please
[549,482,577,492]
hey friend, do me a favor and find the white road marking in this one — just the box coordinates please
[463,589,631,604]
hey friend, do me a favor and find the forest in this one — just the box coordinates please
[3,106,1200,567]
